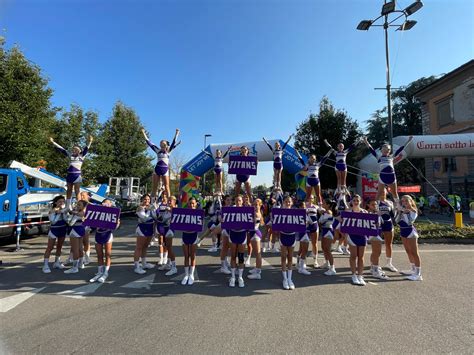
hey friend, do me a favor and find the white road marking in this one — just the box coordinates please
[121,274,156,290]
[58,283,103,299]
[0,287,46,313]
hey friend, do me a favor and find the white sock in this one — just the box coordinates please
[78,257,83,266]
[69,252,73,260]
[231,268,236,278]
[387,257,393,264]
[282,271,287,280]
[85,251,90,257]
[171,260,176,267]
[54,256,60,263]
[238,268,243,278]
[411,263,416,271]
[288,269,293,281]
[164,252,168,260]
[142,257,147,265]
[330,265,336,272]
[415,266,421,275]
[43,258,49,266]
[255,268,261,274]
[72,260,79,269]
[184,266,189,276]
[190,266,195,275]
[221,260,226,267]
[159,253,163,260]
[103,266,109,274]
[134,261,140,269]
[98,265,103,274]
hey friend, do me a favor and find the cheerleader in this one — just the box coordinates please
[267,189,283,252]
[224,195,247,288]
[89,199,120,283]
[161,196,178,276]
[324,139,359,194]
[247,198,264,280]
[243,194,253,266]
[234,146,252,199]
[262,135,293,190]
[64,200,88,274]
[217,195,233,274]
[366,199,389,280]
[133,194,155,274]
[154,194,170,266]
[197,195,222,252]
[180,197,200,286]
[49,136,93,210]
[78,191,92,265]
[142,128,180,200]
[396,195,422,281]
[346,194,368,286]
[296,201,311,275]
[296,149,334,204]
[202,147,232,195]
[332,191,350,255]
[279,196,297,290]
[319,199,337,276]
[378,187,398,272]
[303,199,320,268]
[362,136,413,207]
[42,195,68,273]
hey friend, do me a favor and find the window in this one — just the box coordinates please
[436,95,454,127]
[444,157,457,172]
[0,174,7,194]
[17,177,24,190]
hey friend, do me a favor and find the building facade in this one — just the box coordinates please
[415,60,474,201]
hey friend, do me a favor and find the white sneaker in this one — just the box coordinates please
[406,274,423,281]
[288,279,295,290]
[78,261,85,270]
[298,267,311,275]
[248,268,258,274]
[334,246,343,254]
[42,265,51,274]
[219,266,232,275]
[89,273,103,283]
[64,267,79,274]
[261,246,267,253]
[358,276,367,286]
[282,279,290,290]
[247,272,261,280]
[400,269,414,276]
[208,246,218,252]
[351,274,361,285]
[158,263,171,271]
[53,262,65,270]
[157,259,164,266]
[134,267,146,275]
[238,277,245,288]
[165,267,178,276]
[98,273,108,283]
[324,269,337,276]
[321,261,330,269]
[244,257,251,267]
[384,263,398,272]
[197,241,202,248]
[372,268,389,280]
[342,247,350,255]
[181,275,189,285]
[83,255,91,265]
[65,257,73,265]
[188,274,195,285]
[142,262,155,270]
[229,277,236,287]
[271,247,280,253]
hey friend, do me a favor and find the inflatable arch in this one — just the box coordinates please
[179,139,308,204]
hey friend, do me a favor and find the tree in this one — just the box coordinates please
[93,101,153,183]
[0,44,58,167]
[294,97,363,190]
[366,76,437,184]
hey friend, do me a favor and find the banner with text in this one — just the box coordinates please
[221,206,255,230]
[83,204,121,230]
[228,155,258,175]
[170,208,205,232]
[340,211,379,236]
[271,208,306,233]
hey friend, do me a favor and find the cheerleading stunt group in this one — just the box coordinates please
[42,129,423,289]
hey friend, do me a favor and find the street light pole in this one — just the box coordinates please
[384,11,393,147]
[202,134,212,195]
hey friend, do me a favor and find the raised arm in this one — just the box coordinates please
[222,146,232,159]
[141,129,160,154]
[169,128,180,152]
[344,138,361,154]
[393,136,413,158]
[362,136,378,159]
[295,149,306,166]
[262,137,274,152]
[318,149,335,167]
[49,137,69,157]
[281,134,294,151]
[202,149,213,158]
[82,136,94,156]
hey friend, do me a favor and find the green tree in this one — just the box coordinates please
[294,97,363,189]
[93,101,153,183]
[0,44,58,167]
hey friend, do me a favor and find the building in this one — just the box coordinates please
[415,60,474,201]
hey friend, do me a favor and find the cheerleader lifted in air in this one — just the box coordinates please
[202,146,232,195]
[262,135,293,190]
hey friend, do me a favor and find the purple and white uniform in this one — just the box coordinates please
[367,144,408,185]
[264,139,290,171]
[136,206,155,237]
[333,194,349,231]
[182,231,199,245]
[332,144,356,172]
[145,136,179,177]
[378,200,394,232]
[207,198,222,231]
[48,208,68,239]
[95,228,114,244]
[203,149,230,175]
[67,213,86,238]
[250,217,263,241]
[297,150,333,187]
[397,210,419,238]
[319,210,334,240]
[298,204,318,242]
[153,202,172,237]
[346,209,368,247]
[52,141,90,184]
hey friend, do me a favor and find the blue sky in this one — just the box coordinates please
[1,0,473,186]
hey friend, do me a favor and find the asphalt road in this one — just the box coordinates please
[0,218,472,354]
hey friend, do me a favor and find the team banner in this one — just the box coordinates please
[340,211,379,236]
[221,206,254,230]
[228,155,258,175]
[83,204,121,230]
[170,208,205,232]
[271,208,306,233]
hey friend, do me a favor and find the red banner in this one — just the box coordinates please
[398,185,421,193]
[362,177,378,201]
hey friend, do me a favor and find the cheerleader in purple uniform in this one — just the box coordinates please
[64,200,88,274]
[133,194,155,275]
[366,199,389,280]
[202,146,232,195]
[279,196,297,290]
[42,195,68,273]
[324,139,360,194]
[262,135,293,190]
[197,195,222,252]
[332,191,350,255]
[295,201,311,275]
[223,195,247,288]
[142,128,180,200]
[154,194,170,266]
[247,198,264,280]
[234,146,253,200]
[378,187,398,272]
[296,149,334,205]
[160,196,178,276]
[302,200,320,269]
[49,136,93,210]
[319,199,337,276]
[89,199,120,283]
[362,136,413,207]
[346,194,368,286]
[180,198,200,286]
[396,195,422,281]
[217,195,233,274]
